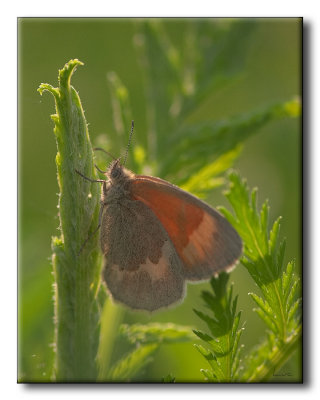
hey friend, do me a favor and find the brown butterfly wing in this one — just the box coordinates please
[131,176,242,280]
[101,198,185,311]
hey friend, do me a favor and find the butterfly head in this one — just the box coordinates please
[107,159,134,184]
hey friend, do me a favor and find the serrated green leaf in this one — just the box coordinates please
[242,326,301,382]
[276,239,287,276]
[200,368,216,382]
[193,309,218,335]
[249,293,274,320]
[268,217,281,255]
[222,173,301,381]
[108,344,158,382]
[194,273,244,382]
[250,187,258,213]
[210,271,229,298]
[217,206,238,229]
[254,308,278,334]
[193,330,215,343]
[231,293,238,319]
[260,201,269,252]
[200,290,218,312]
[286,279,300,315]
[181,145,242,197]
[194,343,214,360]
[231,312,242,340]
[120,322,195,345]
[162,373,176,383]
[287,298,302,323]
[282,261,294,301]
[232,326,244,359]
[160,96,301,183]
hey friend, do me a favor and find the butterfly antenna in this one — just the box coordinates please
[123,120,134,166]
[93,147,116,160]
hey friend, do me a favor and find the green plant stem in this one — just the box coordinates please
[97,298,124,381]
[246,326,301,382]
[39,60,102,381]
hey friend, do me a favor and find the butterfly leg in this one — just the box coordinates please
[94,164,108,174]
[75,169,106,183]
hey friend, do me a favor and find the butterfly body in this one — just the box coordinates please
[95,159,242,312]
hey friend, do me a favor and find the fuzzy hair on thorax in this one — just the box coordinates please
[103,159,135,204]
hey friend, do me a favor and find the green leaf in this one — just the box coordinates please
[287,298,302,323]
[106,322,195,382]
[223,172,302,381]
[108,344,159,382]
[200,368,217,382]
[178,19,257,119]
[162,373,176,383]
[181,145,242,197]
[249,293,274,321]
[120,322,195,345]
[134,19,300,192]
[269,217,282,255]
[159,99,301,183]
[242,327,301,382]
[282,260,294,302]
[193,273,244,382]
[193,330,215,344]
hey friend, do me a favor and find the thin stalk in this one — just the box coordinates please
[97,298,124,381]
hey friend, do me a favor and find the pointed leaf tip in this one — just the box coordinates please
[37,83,60,100]
[58,59,84,89]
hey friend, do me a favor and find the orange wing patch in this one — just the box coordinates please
[131,177,242,280]
[181,212,216,265]
[131,178,205,249]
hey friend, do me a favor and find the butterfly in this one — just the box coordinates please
[76,122,242,311]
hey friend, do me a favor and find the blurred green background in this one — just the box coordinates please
[18,18,301,382]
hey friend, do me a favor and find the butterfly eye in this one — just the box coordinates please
[111,166,121,179]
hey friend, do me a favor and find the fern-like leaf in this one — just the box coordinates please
[219,173,301,382]
[106,322,195,382]
[107,344,159,382]
[193,273,245,382]
[120,322,195,345]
